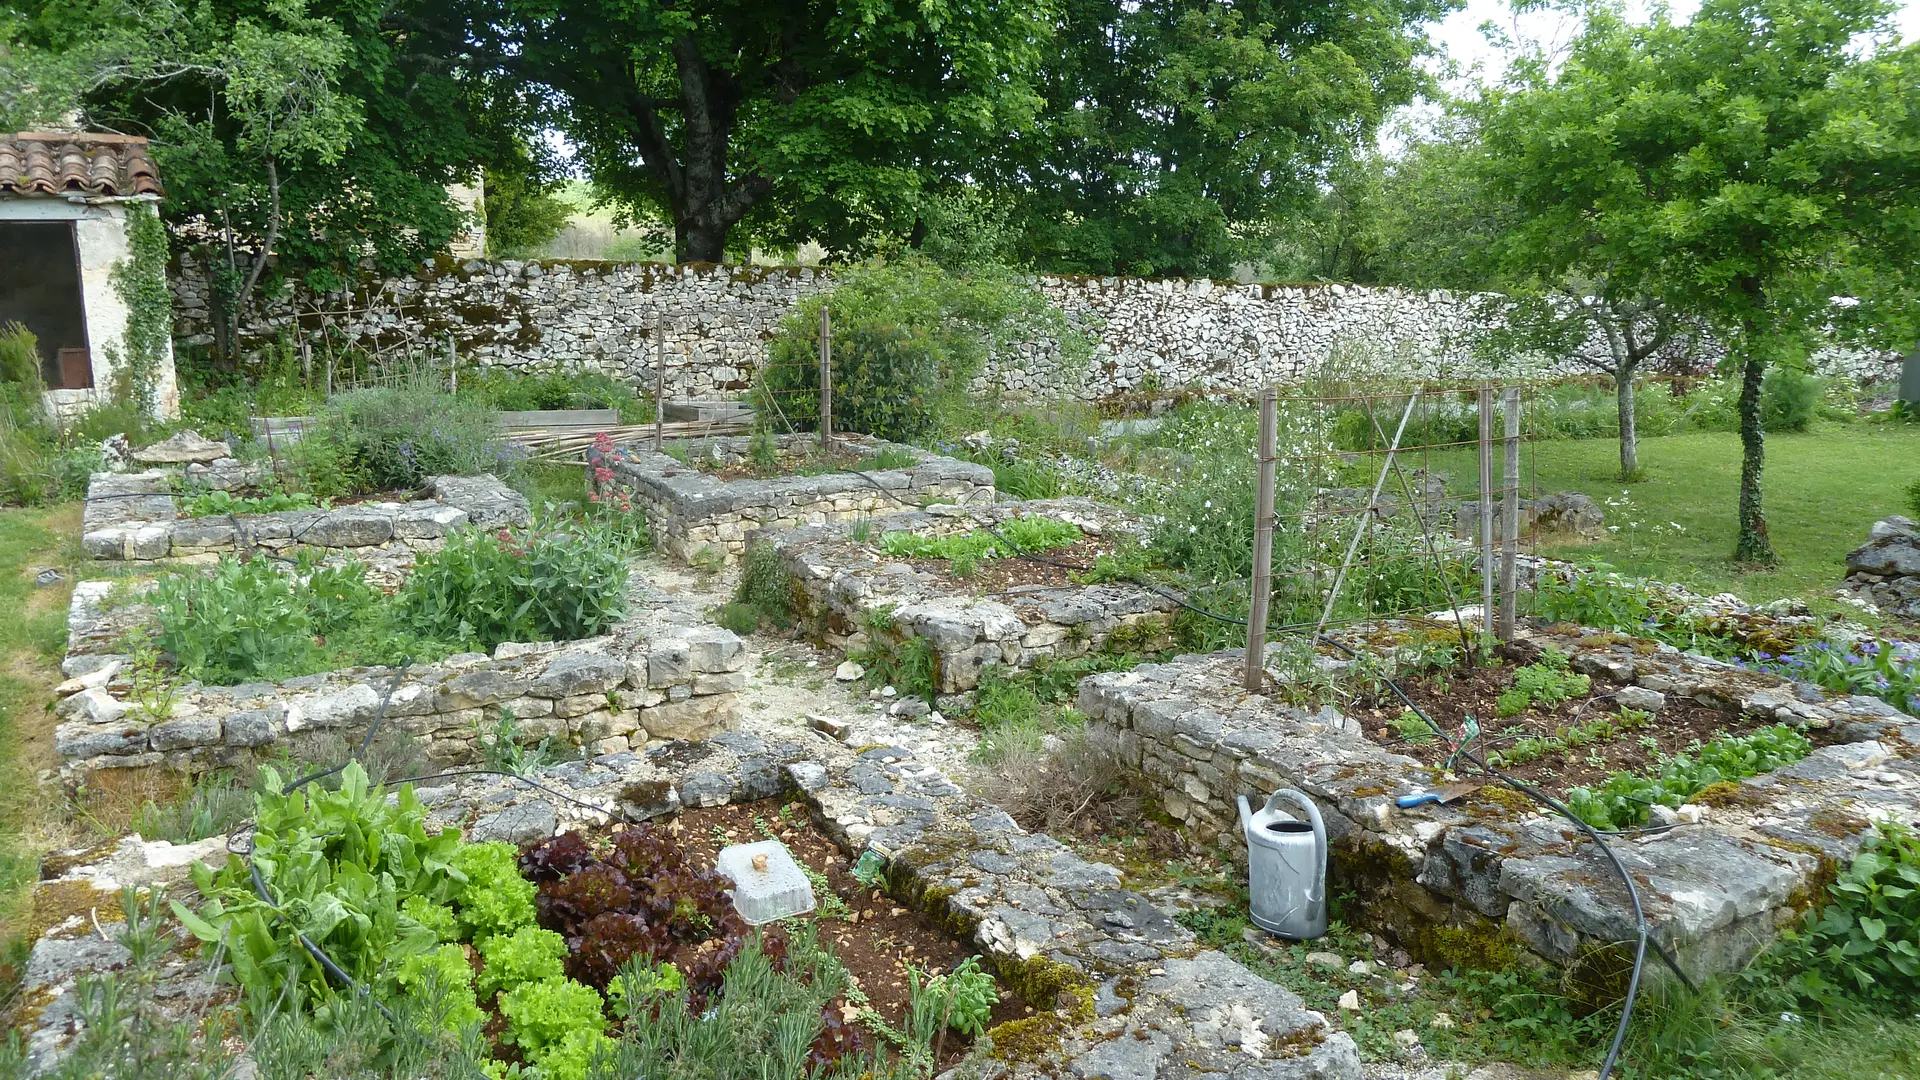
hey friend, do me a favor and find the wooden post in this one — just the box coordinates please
[819,305,833,449]
[1478,386,1495,638]
[1245,387,1279,691]
[300,337,311,386]
[654,326,666,453]
[1500,386,1522,641]
[446,334,458,393]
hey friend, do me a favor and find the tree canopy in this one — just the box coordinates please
[457,0,1057,264]
[982,0,1454,279]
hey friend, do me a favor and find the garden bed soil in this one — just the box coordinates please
[1349,658,1846,797]
[900,535,1118,593]
[610,799,1028,1065]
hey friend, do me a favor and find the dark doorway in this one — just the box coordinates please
[0,220,91,388]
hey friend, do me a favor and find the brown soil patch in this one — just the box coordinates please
[1351,661,1843,798]
[904,535,1118,593]
[592,798,1029,1066]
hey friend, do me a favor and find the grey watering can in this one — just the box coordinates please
[1237,788,1328,940]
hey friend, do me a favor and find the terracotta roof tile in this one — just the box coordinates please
[0,132,164,198]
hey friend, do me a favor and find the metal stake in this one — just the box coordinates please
[1478,385,1495,641]
[1500,386,1522,641]
[819,306,833,449]
[654,326,666,453]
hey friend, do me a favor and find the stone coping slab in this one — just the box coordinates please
[596,432,994,566]
[1077,626,1920,982]
[53,569,745,776]
[80,470,530,563]
[768,497,1183,693]
[20,724,1362,1079]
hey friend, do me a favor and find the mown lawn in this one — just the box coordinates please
[1429,424,1920,604]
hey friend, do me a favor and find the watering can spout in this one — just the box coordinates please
[1236,793,1254,833]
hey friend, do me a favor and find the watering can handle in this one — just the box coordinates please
[1264,790,1328,904]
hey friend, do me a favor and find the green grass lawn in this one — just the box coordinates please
[1427,423,1920,604]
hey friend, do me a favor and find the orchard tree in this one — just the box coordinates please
[1473,0,1920,564]
[459,0,1056,263]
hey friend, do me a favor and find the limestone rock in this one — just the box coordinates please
[131,429,230,464]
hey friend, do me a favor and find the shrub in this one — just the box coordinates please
[754,257,1079,443]
[398,519,629,650]
[1762,367,1825,432]
[719,541,794,634]
[0,321,43,393]
[461,367,653,424]
[1907,476,1920,518]
[302,385,512,491]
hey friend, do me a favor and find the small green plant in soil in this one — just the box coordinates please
[1565,723,1812,830]
[715,541,796,634]
[1762,637,1918,715]
[877,515,1081,566]
[1486,707,1650,769]
[1494,649,1592,717]
[176,487,326,518]
[969,654,1144,765]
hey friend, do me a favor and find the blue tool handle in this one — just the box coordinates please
[1396,793,1441,808]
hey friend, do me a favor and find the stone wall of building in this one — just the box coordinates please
[169,255,1904,401]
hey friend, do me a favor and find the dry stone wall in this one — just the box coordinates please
[1079,625,1918,980]
[54,580,746,775]
[170,256,1904,401]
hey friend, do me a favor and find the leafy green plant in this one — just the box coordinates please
[398,519,629,650]
[1907,476,1920,518]
[478,926,570,999]
[395,944,486,1032]
[498,977,607,1063]
[1565,724,1812,829]
[877,516,1081,564]
[450,840,538,943]
[1389,710,1435,744]
[299,384,515,492]
[177,487,324,518]
[1774,821,1920,1010]
[1494,650,1591,717]
[918,956,997,1037]
[149,557,320,682]
[173,762,468,1001]
[718,541,795,634]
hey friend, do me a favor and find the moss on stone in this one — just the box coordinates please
[1410,923,1524,973]
[1469,785,1533,815]
[1690,781,1763,809]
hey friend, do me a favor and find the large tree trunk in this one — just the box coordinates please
[1616,368,1639,479]
[1733,329,1774,565]
[676,218,727,263]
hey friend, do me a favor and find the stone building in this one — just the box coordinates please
[0,132,179,418]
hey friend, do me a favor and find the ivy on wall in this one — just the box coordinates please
[111,200,173,414]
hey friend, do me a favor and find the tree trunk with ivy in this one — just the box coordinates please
[1733,323,1775,565]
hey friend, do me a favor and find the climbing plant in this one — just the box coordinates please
[110,201,173,415]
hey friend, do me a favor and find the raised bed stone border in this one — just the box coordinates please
[53,578,746,777]
[768,497,1183,693]
[20,725,1363,1079]
[596,433,994,566]
[80,469,531,563]
[1077,625,1919,982]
